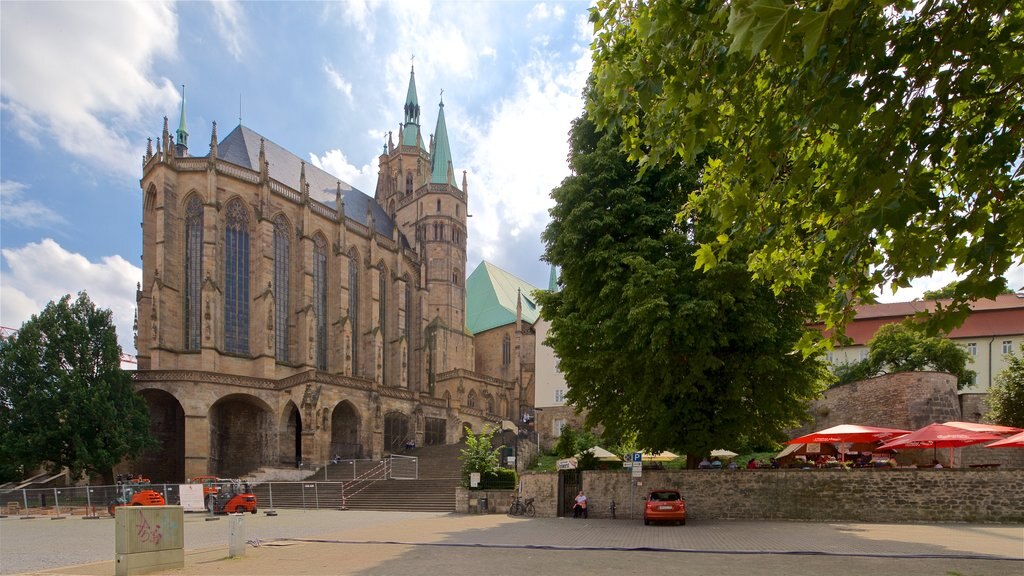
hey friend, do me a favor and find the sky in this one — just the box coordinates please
[1,1,1021,357]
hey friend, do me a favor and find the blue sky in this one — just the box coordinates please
[2,1,1021,357]
[1,1,594,353]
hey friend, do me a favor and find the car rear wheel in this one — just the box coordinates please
[680,519,686,526]
[643,518,650,525]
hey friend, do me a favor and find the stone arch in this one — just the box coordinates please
[280,400,302,468]
[330,400,363,458]
[467,389,478,409]
[208,393,274,477]
[442,390,452,407]
[136,388,185,482]
[383,411,410,453]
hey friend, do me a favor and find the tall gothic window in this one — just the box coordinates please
[379,264,388,384]
[348,250,359,373]
[273,215,290,361]
[406,172,413,196]
[184,195,203,350]
[224,199,250,354]
[405,280,413,387]
[313,235,328,371]
[502,334,511,366]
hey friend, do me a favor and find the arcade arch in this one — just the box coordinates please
[209,394,274,477]
[136,389,185,482]
[330,401,362,458]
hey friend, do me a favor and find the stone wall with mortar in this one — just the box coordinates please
[475,469,1024,523]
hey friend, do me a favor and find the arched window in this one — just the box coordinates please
[184,195,203,350]
[273,215,290,361]
[502,334,511,366]
[436,199,441,212]
[486,395,494,415]
[467,390,477,409]
[348,250,359,373]
[379,263,388,384]
[313,235,328,370]
[452,268,460,285]
[406,172,413,196]
[224,199,250,354]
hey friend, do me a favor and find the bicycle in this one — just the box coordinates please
[508,495,536,517]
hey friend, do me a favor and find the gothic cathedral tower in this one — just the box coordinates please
[375,66,473,392]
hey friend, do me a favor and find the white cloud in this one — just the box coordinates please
[0,2,180,177]
[309,150,379,195]
[1,239,142,354]
[876,262,1024,302]
[324,62,354,99]
[528,3,567,23]
[0,181,66,229]
[338,0,384,42]
[460,48,593,277]
[211,0,247,61]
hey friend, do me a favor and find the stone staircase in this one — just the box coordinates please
[250,443,464,513]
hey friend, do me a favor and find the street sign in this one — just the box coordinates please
[632,452,642,463]
[632,464,642,478]
[557,457,578,470]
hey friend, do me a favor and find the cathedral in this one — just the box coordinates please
[133,67,534,482]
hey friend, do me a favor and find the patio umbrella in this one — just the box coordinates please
[640,451,679,462]
[943,421,1023,435]
[876,423,1003,467]
[710,449,738,459]
[577,446,622,462]
[786,424,911,464]
[985,430,1024,448]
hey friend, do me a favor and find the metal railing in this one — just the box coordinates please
[0,484,181,517]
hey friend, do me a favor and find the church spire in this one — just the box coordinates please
[404,63,420,126]
[175,85,189,156]
[430,92,454,185]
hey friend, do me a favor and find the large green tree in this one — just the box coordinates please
[988,344,1024,427]
[537,108,828,461]
[0,293,154,482]
[831,322,974,388]
[588,0,1024,346]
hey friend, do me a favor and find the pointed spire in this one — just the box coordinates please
[404,63,420,126]
[209,121,218,158]
[175,85,188,156]
[548,264,558,292]
[430,94,454,184]
[336,181,344,222]
[462,170,468,195]
[162,116,170,157]
[300,160,308,203]
[146,137,153,160]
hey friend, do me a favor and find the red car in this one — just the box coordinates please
[643,489,686,525]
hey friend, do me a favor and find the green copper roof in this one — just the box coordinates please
[430,98,453,184]
[402,66,422,148]
[548,264,558,292]
[466,261,541,334]
[176,85,188,148]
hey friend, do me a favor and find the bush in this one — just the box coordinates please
[480,468,518,490]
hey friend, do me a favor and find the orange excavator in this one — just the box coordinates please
[108,474,165,517]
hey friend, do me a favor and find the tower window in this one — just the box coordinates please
[502,334,511,366]
[436,199,441,212]
[406,172,413,196]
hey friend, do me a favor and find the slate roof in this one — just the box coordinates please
[466,261,543,334]
[216,124,395,238]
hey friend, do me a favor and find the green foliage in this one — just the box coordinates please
[458,425,503,487]
[538,107,828,458]
[987,344,1024,427]
[479,468,518,490]
[588,1,1024,350]
[552,424,598,458]
[0,292,155,482]
[922,281,1015,301]
[830,323,974,388]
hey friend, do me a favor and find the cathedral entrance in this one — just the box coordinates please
[209,394,273,477]
[281,402,302,467]
[383,412,410,453]
[330,401,362,458]
[137,389,185,482]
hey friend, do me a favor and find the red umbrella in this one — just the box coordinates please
[786,424,912,464]
[876,423,1004,467]
[943,421,1023,435]
[786,424,912,445]
[986,431,1024,448]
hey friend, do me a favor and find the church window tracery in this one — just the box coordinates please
[184,195,203,350]
[224,198,250,354]
[314,235,328,370]
[273,215,290,361]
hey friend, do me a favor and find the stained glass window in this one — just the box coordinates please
[314,235,327,370]
[273,215,290,361]
[348,250,359,374]
[184,196,203,350]
[224,199,249,354]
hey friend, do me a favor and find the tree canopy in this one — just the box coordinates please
[459,425,503,487]
[588,0,1024,347]
[831,322,974,388]
[987,344,1024,427]
[922,280,1015,301]
[537,108,828,460]
[0,293,154,482]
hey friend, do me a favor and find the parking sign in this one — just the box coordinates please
[632,452,642,464]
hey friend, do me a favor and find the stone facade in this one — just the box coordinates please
[131,71,522,482]
[465,468,1024,523]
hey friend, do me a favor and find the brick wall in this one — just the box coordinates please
[476,469,1024,523]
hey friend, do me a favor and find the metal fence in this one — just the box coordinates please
[0,484,182,516]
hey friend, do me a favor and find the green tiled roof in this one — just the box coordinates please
[430,100,453,184]
[466,261,542,334]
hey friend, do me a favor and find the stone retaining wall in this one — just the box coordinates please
[470,469,1024,523]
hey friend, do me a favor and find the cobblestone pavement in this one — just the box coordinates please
[2,510,1022,576]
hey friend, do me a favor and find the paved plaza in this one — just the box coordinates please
[1,510,1022,575]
